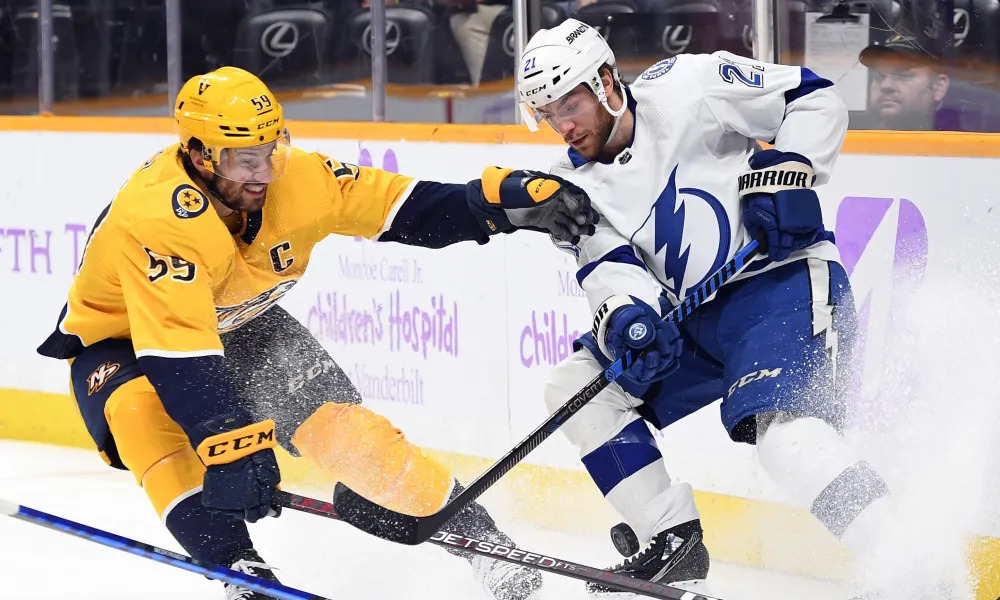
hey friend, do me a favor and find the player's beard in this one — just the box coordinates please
[590,105,618,162]
[213,176,268,213]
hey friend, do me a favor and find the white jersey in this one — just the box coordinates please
[551,51,848,316]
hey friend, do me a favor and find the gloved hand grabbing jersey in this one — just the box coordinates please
[593,295,683,385]
[467,167,597,245]
[195,410,281,523]
[739,150,824,262]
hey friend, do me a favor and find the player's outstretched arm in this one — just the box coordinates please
[320,156,597,248]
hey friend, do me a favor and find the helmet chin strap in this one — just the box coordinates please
[602,97,627,145]
[593,72,628,146]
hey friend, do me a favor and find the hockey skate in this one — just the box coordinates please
[586,520,710,597]
[223,550,281,600]
[471,553,544,600]
[443,484,543,600]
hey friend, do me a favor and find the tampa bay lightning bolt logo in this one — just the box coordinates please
[633,166,731,299]
[641,57,677,80]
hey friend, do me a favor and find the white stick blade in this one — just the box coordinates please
[0,498,21,516]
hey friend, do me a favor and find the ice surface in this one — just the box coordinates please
[0,441,845,600]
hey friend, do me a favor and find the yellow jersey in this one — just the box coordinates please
[38,144,487,363]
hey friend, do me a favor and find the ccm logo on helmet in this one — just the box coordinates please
[566,24,589,44]
[525,84,547,96]
[257,118,280,130]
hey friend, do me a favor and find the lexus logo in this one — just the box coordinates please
[261,21,299,58]
[661,25,692,55]
[953,8,970,47]
[503,23,515,57]
[362,21,402,56]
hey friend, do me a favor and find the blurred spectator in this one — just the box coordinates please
[860,30,1000,131]
[431,0,510,86]
[860,34,952,130]
[857,0,1000,131]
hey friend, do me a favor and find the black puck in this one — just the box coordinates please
[610,522,640,557]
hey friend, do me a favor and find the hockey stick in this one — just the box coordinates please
[332,238,763,546]
[0,498,331,600]
[275,490,723,600]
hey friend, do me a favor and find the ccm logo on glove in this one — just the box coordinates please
[197,419,277,466]
[525,177,561,202]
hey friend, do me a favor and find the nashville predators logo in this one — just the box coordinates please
[172,185,209,219]
[86,361,120,396]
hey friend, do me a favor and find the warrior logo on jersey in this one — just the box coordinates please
[171,185,209,219]
[86,361,120,396]
[640,58,677,81]
[633,166,730,300]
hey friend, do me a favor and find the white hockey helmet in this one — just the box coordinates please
[517,18,626,133]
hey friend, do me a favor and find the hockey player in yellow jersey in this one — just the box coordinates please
[37,67,595,600]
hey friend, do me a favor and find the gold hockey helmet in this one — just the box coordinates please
[175,67,290,183]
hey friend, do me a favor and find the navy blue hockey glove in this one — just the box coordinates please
[593,295,683,385]
[739,150,824,262]
[196,411,281,523]
[467,167,598,244]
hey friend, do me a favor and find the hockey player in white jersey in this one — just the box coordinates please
[518,19,894,594]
